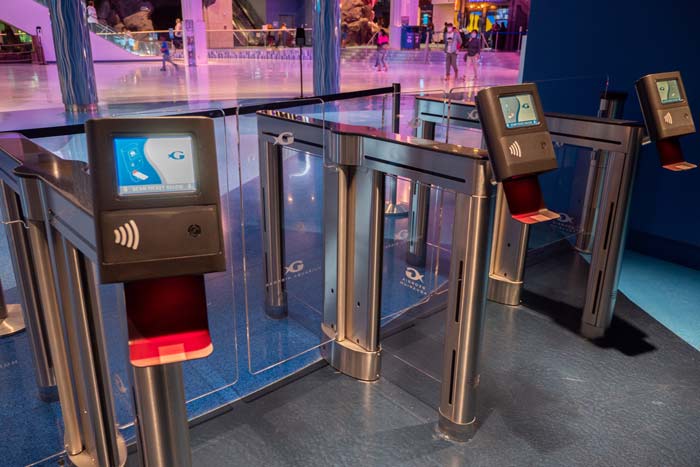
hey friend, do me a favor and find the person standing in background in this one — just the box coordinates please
[374,29,389,72]
[463,29,481,80]
[173,18,182,49]
[87,1,99,31]
[443,23,462,80]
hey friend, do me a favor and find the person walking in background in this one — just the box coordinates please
[87,1,99,31]
[443,23,461,80]
[464,29,481,80]
[160,36,179,72]
[374,29,389,72]
[173,18,183,49]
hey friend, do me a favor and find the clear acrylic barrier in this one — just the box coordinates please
[232,98,330,375]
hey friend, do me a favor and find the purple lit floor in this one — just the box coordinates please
[0,53,521,114]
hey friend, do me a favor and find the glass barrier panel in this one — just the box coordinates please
[233,98,329,376]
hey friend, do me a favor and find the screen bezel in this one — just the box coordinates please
[497,92,543,130]
[655,78,685,105]
[112,132,201,199]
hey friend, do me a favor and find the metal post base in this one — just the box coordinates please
[437,411,478,442]
[68,437,127,467]
[265,293,288,320]
[0,304,25,337]
[487,276,522,306]
[320,325,381,382]
[580,322,606,340]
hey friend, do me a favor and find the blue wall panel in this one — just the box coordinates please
[523,0,700,267]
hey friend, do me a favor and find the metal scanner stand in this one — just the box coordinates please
[256,110,554,440]
[0,135,127,466]
[412,95,652,338]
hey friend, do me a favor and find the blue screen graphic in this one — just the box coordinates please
[499,93,540,129]
[114,135,197,196]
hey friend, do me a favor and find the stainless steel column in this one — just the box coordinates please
[581,129,642,338]
[259,140,288,319]
[21,179,83,456]
[406,121,436,267]
[133,363,192,467]
[0,181,55,396]
[487,185,529,306]
[59,239,126,467]
[438,187,494,441]
[321,165,384,381]
[385,83,407,217]
[575,91,628,253]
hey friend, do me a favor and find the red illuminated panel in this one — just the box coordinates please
[656,138,697,171]
[124,275,213,367]
[502,176,560,224]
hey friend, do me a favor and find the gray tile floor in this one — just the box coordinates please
[176,275,700,467]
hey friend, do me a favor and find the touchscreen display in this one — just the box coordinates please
[656,79,683,104]
[499,93,540,129]
[114,135,197,196]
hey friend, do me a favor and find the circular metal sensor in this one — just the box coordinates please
[188,224,202,238]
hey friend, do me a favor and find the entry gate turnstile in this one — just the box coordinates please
[256,100,556,439]
[412,94,645,338]
[411,75,696,339]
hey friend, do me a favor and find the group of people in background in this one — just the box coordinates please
[443,23,481,81]
[373,24,482,80]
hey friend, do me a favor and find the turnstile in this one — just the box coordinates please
[410,71,696,338]
[255,88,557,439]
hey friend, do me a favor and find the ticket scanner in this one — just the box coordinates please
[636,71,697,171]
[476,84,560,224]
[86,117,225,467]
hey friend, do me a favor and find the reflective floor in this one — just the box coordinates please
[0,53,521,113]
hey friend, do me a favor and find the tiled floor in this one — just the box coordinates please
[0,53,521,114]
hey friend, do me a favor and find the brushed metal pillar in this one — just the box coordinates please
[575,91,628,253]
[385,83,407,217]
[23,216,84,456]
[581,134,641,338]
[133,363,192,467]
[0,181,55,397]
[259,141,288,319]
[438,188,494,441]
[406,120,436,267]
[486,185,529,306]
[59,239,126,467]
[321,166,384,381]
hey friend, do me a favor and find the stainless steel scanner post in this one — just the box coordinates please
[133,363,192,467]
[575,91,627,253]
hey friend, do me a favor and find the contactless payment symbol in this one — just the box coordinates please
[114,220,140,251]
[664,112,673,125]
[508,140,522,158]
[169,151,186,160]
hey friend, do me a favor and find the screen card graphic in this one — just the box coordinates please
[499,94,540,129]
[656,79,683,104]
[114,135,197,196]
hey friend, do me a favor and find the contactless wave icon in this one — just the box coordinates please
[114,220,140,251]
[664,112,673,125]
[509,141,522,158]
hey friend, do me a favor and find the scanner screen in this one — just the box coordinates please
[114,135,198,196]
[499,93,540,129]
[656,79,683,104]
